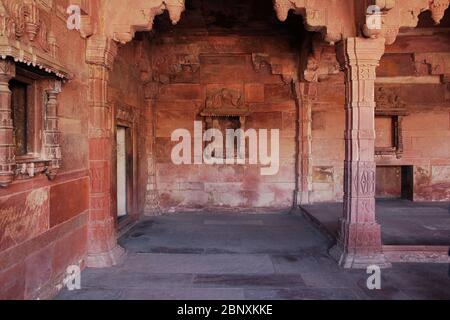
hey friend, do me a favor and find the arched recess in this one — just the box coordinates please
[82,0,450,268]
[84,1,186,268]
[83,0,351,267]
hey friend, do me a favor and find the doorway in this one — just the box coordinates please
[116,126,131,219]
[376,165,413,200]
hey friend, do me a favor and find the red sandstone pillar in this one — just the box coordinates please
[330,37,390,269]
[0,59,15,188]
[44,82,62,180]
[85,36,125,267]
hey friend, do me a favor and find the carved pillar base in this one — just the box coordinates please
[86,245,126,268]
[329,243,391,269]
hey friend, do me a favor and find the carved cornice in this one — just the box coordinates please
[86,35,118,69]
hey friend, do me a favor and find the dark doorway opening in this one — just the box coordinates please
[376,165,413,200]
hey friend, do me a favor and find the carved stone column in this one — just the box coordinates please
[86,36,125,267]
[0,59,15,187]
[293,81,313,205]
[330,37,390,269]
[143,82,160,215]
[44,81,62,180]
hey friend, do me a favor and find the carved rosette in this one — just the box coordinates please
[0,58,15,187]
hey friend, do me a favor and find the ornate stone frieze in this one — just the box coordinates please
[372,0,450,45]
[0,0,70,79]
[201,88,250,117]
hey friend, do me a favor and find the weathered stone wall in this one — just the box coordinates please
[0,2,90,299]
[376,30,450,201]
[309,29,450,202]
[152,35,299,209]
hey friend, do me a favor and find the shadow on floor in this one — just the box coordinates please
[301,199,450,246]
[56,212,450,300]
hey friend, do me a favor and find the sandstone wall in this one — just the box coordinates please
[152,35,299,209]
[0,1,90,299]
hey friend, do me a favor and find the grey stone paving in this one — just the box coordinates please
[56,212,450,300]
[301,199,450,245]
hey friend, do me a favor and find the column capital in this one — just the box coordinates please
[86,35,118,70]
[336,37,386,69]
[0,59,16,80]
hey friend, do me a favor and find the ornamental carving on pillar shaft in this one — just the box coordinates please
[330,37,390,269]
[0,59,15,187]
[43,81,62,180]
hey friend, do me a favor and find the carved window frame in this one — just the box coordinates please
[375,111,407,159]
[0,59,63,187]
[11,67,44,162]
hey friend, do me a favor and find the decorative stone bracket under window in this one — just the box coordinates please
[375,87,409,159]
[0,59,65,187]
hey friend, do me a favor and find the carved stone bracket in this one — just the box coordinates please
[251,53,298,83]
[273,0,356,44]
[102,0,185,44]
[303,42,340,82]
[361,0,450,45]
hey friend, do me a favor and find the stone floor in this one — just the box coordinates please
[301,199,450,245]
[56,212,450,300]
